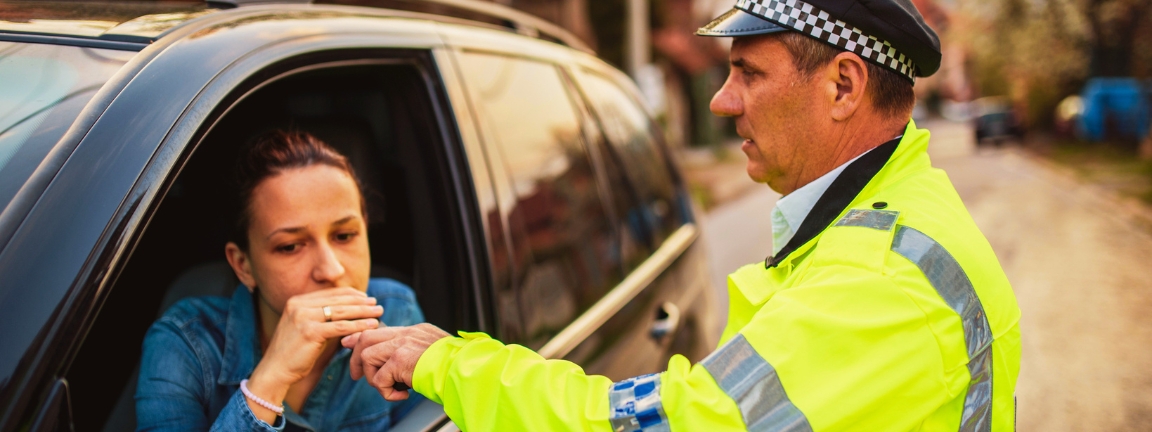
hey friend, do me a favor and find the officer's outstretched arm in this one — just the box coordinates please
[413,331,616,431]
[413,264,959,431]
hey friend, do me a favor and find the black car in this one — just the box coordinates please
[972,96,1024,146]
[0,1,718,430]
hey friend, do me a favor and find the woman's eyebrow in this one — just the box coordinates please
[266,226,305,240]
[330,215,358,226]
[265,215,359,239]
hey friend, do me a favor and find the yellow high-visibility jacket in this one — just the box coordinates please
[412,120,1022,431]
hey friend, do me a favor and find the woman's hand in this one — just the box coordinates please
[245,287,382,421]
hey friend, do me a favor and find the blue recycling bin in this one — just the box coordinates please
[1077,78,1151,141]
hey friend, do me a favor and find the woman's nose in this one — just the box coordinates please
[312,242,346,283]
[710,76,743,118]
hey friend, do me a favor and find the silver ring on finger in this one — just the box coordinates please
[322,305,333,322]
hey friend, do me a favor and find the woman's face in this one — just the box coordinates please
[226,164,370,313]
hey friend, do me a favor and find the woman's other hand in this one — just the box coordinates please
[245,287,382,420]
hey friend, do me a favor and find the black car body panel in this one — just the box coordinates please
[0,4,717,431]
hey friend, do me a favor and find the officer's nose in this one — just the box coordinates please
[312,241,346,284]
[710,76,742,118]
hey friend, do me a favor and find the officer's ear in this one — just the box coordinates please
[825,51,869,122]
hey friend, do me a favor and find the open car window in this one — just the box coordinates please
[65,54,475,431]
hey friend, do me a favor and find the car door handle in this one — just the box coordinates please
[649,302,681,340]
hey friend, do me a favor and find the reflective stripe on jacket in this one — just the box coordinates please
[411,120,1022,431]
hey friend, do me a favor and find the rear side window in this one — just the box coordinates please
[458,52,623,348]
[574,68,684,248]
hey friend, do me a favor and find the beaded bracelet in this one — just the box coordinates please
[240,379,285,415]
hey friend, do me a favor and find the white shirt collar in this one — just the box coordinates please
[769,142,891,256]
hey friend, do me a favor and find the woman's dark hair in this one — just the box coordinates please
[230,130,365,251]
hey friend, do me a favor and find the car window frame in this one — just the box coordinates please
[7,46,482,432]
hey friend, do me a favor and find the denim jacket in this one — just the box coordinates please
[136,279,425,431]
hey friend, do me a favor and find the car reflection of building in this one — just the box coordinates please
[507,137,606,348]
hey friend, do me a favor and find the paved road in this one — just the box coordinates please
[700,119,1152,430]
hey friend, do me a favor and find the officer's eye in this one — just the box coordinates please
[740,66,761,79]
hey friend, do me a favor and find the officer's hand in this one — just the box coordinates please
[342,323,450,401]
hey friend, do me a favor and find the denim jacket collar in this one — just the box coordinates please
[219,286,261,385]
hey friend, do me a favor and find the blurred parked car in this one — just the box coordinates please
[1077,78,1151,143]
[0,1,719,430]
[972,96,1024,146]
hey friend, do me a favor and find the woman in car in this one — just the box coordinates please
[135,130,423,431]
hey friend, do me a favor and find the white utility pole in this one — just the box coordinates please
[625,0,650,78]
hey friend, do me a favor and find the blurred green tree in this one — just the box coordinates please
[957,0,1151,128]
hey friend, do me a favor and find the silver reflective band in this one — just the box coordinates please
[609,373,670,432]
[701,334,812,432]
[891,226,993,432]
[835,209,899,231]
[734,0,917,81]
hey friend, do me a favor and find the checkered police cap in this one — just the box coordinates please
[698,0,942,82]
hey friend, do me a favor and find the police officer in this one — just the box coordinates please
[344,0,1022,430]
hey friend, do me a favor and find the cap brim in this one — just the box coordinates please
[696,8,789,37]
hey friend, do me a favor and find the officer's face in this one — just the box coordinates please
[710,35,826,194]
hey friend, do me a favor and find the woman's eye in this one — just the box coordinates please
[334,232,358,242]
[275,243,300,253]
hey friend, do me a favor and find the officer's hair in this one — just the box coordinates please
[777,32,915,120]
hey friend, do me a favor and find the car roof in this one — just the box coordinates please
[0,1,214,41]
[0,0,592,52]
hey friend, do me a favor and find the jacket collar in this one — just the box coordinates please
[219,285,261,385]
[765,120,931,269]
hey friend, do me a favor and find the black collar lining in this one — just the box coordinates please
[765,136,901,268]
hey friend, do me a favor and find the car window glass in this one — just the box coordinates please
[558,73,653,274]
[0,42,133,212]
[458,52,622,349]
[575,68,683,248]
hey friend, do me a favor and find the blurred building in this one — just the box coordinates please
[475,0,732,148]
[907,0,976,119]
[486,0,976,142]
